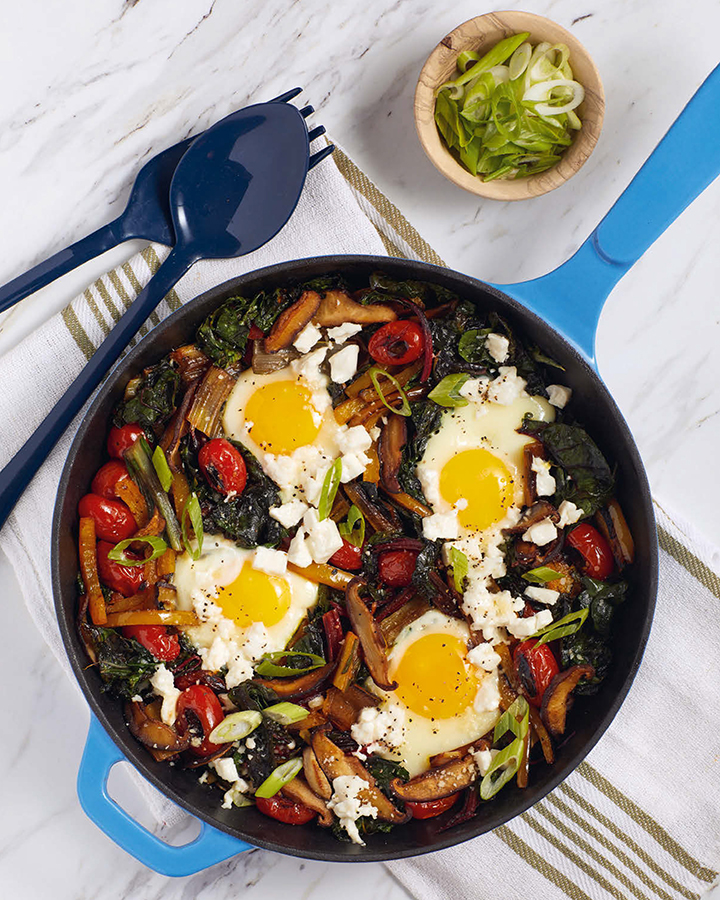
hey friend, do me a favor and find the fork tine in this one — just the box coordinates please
[309,144,335,169]
[271,87,303,103]
[307,125,326,143]
[299,105,315,119]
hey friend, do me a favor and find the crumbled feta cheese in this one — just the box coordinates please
[474,673,501,712]
[150,665,181,726]
[340,451,370,482]
[269,499,309,528]
[308,695,324,709]
[211,757,240,784]
[558,500,582,528]
[507,609,553,638]
[468,642,501,672]
[252,546,288,576]
[523,517,558,546]
[225,653,255,689]
[327,322,363,344]
[131,694,143,703]
[459,376,490,403]
[531,456,556,497]
[368,425,381,441]
[329,344,359,384]
[473,748,498,776]
[287,528,313,568]
[221,779,252,809]
[485,332,510,364]
[547,384,572,409]
[327,775,378,846]
[525,585,560,605]
[487,366,526,405]
[198,771,209,784]
[337,424,373,455]
[293,322,323,354]
[304,508,344,563]
[422,509,460,541]
[350,706,406,754]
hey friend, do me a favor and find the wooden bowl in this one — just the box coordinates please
[414,10,605,200]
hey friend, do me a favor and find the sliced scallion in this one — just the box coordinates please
[255,758,303,799]
[318,458,342,521]
[368,366,412,417]
[107,535,167,567]
[449,547,469,593]
[339,504,365,548]
[531,608,589,645]
[522,566,563,584]
[428,373,470,408]
[254,650,325,678]
[124,438,183,551]
[152,445,173,492]
[208,710,262,743]
[480,695,530,800]
[182,493,204,561]
[263,702,310,725]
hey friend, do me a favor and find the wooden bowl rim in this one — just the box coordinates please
[414,9,605,200]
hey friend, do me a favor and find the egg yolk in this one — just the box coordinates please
[393,633,478,719]
[440,448,514,531]
[216,561,291,628]
[244,380,320,454]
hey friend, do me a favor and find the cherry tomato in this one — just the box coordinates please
[96,540,145,596]
[255,795,316,825]
[405,792,461,819]
[176,684,224,757]
[91,460,130,499]
[78,494,136,542]
[107,423,145,459]
[378,549,418,587]
[513,639,560,708]
[329,538,363,570]
[248,323,264,340]
[198,438,247,496]
[368,320,424,367]
[122,625,180,661]
[566,522,614,580]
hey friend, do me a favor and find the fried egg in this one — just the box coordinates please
[370,611,500,776]
[174,537,318,685]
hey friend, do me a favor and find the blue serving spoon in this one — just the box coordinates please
[0,87,307,314]
[0,100,334,529]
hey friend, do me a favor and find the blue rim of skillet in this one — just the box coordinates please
[51,254,658,863]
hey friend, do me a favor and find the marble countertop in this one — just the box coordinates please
[1,1,719,898]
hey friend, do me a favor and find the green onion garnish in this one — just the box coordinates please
[263,702,310,725]
[318,458,342,521]
[254,651,326,678]
[182,493,204,561]
[339,504,365,548]
[123,437,183,551]
[428,374,470,408]
[368,366,412,417]
[449,547,469,593]
[107,535,167,567]
[531,608,589,646]
[255,758,303,799]
[522,566,562,584]
[208,710,262,743]
[151,445,173,492]
[480,695,529,800]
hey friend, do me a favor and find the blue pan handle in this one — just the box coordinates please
[78,717,251,877]
[498,62,720,365]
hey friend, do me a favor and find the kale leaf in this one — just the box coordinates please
[365,756,409,795]
[228,681,279,711]
[577,577,628,638]
[362,272,459,306]
[397,399,443,502]
[89,628,158,698]
[411,540,443,600]
[113,358,181,438]
[560,632,613,693]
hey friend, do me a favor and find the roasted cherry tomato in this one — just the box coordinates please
[91,460,130,499]
[78,493,136,542]
[96,540,145,596]
[255,795,316,825]
[378,549,418,587]
[122,625,180,662]
[329,538,363,570]
[107,423,145,459]
[405,792,461,819]
[198,438,247,496]
[176,684,224,757]
[566,522,614,580]
[368,320,424,367]
[513,639,560,708]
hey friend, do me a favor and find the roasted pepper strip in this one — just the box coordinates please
[104,609,199,627]
[79,516,106,625]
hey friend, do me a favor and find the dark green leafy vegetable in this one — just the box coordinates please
[228,681,279,711]
[361,272,459,307]
[88,628,158,698]
[560,632,612,694]
[411,540,442,600]
[577,577,628,638]
[254,651,325,678]
[114,358,181,438]
[365,756,410,797]
[397,399,443,502]
[458,328,494,367]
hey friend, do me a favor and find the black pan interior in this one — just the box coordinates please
[52,255,657,862]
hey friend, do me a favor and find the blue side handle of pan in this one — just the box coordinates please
[497,62,720,366]
[78,717,251,877]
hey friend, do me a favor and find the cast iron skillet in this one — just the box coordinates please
[52,63,720,872]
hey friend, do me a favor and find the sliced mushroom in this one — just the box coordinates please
[169,344,211,385]
[389,755,477,802]
[503,500,559,535]
[379,596,431,644]
[345,579,397,691]
[522,440,546,507]
[540,665,595,736]
[311,730,408,823]
[253,662,336,700]
[595,499,635,569]
[322,684,380,731]
[528,705,555,765]
[314,289,396,327]
[124,700,189,753]
[281,776,334,826]
[303,746,332,799]
[378,414,407,494]
[265,290,322,353]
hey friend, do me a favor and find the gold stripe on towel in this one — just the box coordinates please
[61,306,94,361]
[497,824,593,900]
